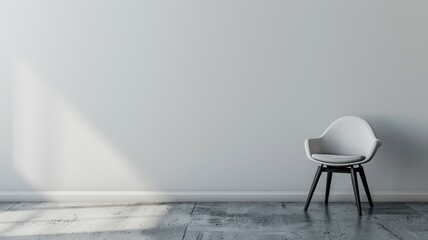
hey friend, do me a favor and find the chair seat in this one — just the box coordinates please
[312,154,365,164]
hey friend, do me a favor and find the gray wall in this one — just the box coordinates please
[1,0,428,200]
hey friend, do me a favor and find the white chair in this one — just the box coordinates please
[303,116,381,215]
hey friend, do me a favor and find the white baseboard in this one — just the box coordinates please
[0,191,427,202]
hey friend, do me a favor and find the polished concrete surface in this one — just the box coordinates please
[0,202,427,239]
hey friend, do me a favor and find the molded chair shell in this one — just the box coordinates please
[305,116,381,167]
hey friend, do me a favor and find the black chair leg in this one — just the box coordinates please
[304,165,323,211]
[325,172,332,204]
[359,165,374,208]
[350,167,362,216]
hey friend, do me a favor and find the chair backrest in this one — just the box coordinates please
[319,116,377,157]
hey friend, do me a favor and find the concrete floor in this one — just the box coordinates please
[0,202,427,239]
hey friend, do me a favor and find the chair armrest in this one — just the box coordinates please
[365,139,382,161]
[305,138,322,159]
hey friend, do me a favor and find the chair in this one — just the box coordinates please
[303,116,381,215]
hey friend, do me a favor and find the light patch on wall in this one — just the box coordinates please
[11,59,157,192]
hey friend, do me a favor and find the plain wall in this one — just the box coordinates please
[1,0,428,200]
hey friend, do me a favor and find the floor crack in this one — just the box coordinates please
[0,202,20,214]
[190,202,196,216]
[181,225,189,240]
[376,220,406,240]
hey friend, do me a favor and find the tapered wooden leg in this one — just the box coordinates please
[359,165,374,208]
[325,172,332,204]
[304,165,323,211]
[350,167,362,216]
